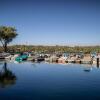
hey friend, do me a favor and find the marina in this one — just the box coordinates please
[0,0,99,99]
[0,52,100,66]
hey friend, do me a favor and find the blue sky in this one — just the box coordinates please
[0,0,100,46]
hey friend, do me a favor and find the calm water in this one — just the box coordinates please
[0,61,100,100]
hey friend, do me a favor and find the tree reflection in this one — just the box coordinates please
[0,62,16,88]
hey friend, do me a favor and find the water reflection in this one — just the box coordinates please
[97,63,99,68]
[82,64,93,72]
[83,63,100,72]
[31,63,37,68]
[0,62,17,88]
[83,66,92,72]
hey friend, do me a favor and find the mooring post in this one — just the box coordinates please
[97,57,99,68]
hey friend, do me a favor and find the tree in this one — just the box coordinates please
[0,26,18,52]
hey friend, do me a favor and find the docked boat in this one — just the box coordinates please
[81,56,93,64]
[35,57,44,62]
[49,55,59,63]
[67,56,77,63]
[58,53,69,63]
[15,53,28,62]
[0,53,11,60]
[35,54,45,62]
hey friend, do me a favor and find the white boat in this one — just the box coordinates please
[10,54,19,61]
[0,53,11,60]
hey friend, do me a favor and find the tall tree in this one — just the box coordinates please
[0,26,18,52]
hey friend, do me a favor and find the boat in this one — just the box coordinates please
[5,55,12,60]
[0,53,11,60]
[49,55,59,62]
[15,53,28,62]
[35,56,45,62]
[90,52,97,59]
[58,53,69,63]
[81,55,93,64]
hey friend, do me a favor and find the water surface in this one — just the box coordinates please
[0,61,100,100]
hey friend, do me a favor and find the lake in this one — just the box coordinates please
[0,61,100,100]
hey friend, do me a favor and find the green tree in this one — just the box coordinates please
[0,26,18,52]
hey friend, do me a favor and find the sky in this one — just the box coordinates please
[0,0,100,46]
